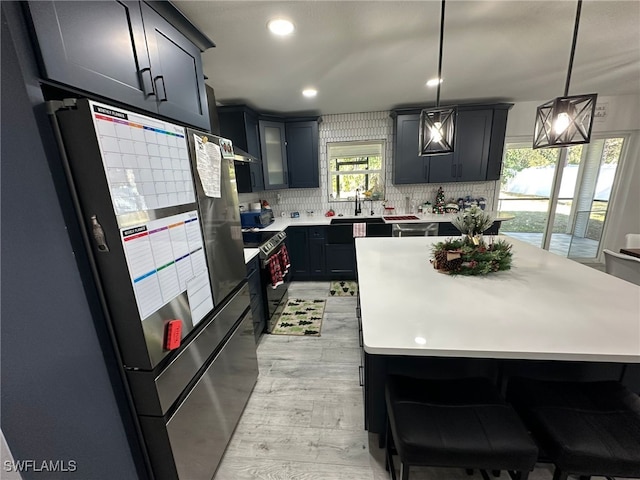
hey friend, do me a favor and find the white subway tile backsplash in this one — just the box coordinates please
[243,110,498,217]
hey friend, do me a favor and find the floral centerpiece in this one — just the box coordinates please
[451,205,494,244]
[430,205,513,275]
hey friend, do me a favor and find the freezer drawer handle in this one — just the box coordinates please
[91,215,109,252]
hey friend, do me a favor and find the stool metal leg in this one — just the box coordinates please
[385,420,397,480]
[552,468,569,480]
[400,462,409,480]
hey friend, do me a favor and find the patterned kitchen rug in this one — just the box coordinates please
[329,280,358,297]
[271,299,326,336]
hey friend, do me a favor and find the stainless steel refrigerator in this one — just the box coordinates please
[49,98,258,480]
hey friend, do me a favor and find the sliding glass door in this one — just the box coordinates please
[498,137,624,259]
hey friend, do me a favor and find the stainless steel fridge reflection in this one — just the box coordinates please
[49,98,258,480]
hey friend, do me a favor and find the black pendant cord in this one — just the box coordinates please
[564,0,582,97]
[435,0,446,108]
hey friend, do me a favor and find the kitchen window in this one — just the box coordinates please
[327,140,385,202]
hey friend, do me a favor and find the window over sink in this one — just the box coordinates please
[327,140,385,202]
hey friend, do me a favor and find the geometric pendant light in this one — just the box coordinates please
[533,0,597,149]
[419,0,457,155]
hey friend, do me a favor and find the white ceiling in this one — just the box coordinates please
[174,0,640,116]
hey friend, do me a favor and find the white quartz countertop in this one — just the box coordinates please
[243,248,260,264]
[258,213,513,230]
[355,236,640,362]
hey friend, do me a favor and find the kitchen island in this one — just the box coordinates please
[355,236,640,436]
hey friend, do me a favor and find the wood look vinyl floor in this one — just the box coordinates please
[212,282,602,480]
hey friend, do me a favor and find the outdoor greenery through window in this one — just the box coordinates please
[499,137,624,258]
[327,140,385,202]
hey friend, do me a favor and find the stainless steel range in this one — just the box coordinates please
[243,229,290,332]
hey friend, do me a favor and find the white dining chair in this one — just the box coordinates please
[624,233,640,249]
[603,249,640,286]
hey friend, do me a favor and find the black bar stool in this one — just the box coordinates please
[507,377,640,480]
[385,375,538,480]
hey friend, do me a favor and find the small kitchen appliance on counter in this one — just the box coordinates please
[240,209,274,228]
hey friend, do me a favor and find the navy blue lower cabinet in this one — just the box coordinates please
[287,227,310,277]
[326,244,357,280]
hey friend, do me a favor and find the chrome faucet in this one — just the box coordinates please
[354,189,362,216]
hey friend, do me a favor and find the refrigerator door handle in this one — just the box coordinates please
[90,215,110,252]
[154,76,168,102]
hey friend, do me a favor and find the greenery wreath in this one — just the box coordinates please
[431,237,513,276]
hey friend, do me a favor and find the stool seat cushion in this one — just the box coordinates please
[386,376,538,471]
[507,377,640,478]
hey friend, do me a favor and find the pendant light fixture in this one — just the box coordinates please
[419,0,456,156]
[533,0,597,149]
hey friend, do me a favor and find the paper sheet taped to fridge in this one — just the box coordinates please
[120,211,213,324]
[193,134,221,198]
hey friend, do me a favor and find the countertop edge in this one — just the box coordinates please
[362,344,640,363]
[257,213,514,230]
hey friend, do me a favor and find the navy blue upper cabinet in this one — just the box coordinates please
[286,120,319,188]
[259,116,320,190]
[392,113,431,184]
[218,105,262,159]
[259,120,289,190]
[428,109,492,183]
[140,3,209,130]
[392,104,512,184]
[222,108,319,191]
[25,1,211,130]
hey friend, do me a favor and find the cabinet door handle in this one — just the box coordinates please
[451,164,456,178]
[154,76,168,102]
[250,171,256,188]
[358,365,364,387]
[140,68,155,97]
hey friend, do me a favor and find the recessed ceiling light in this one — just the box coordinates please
[426,78,443,87]
[267,18,294,36]
[302,88,317,98]
[414,336,427,345]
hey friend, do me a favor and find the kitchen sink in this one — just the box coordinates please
[330,217,385,225]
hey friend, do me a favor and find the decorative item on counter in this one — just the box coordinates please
[451,205,495,245]
[290,211,300,218]
[434,187,446,214]
[478,197,487,210]
[423,202,432,214]
[444,203,459,213]
[325,209,336,217]
[262,199,271,210]
[430,237,513,276]
[306,210,315,217]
